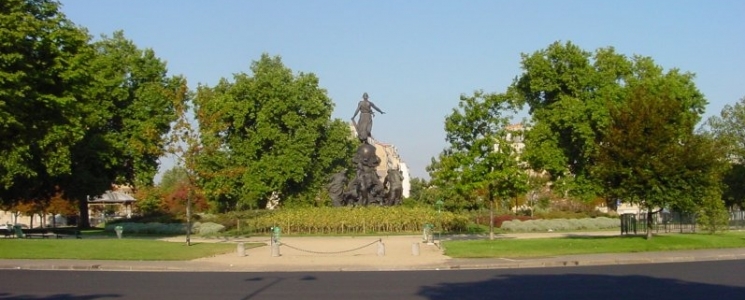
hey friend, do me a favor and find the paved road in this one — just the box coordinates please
[1,260,744,300]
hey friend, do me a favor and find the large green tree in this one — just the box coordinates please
[707,96,745,208]
[428,91,528,238]
[514,41,707,201]
[0,0,94,205]
[194,54,355,210]
[60,31,185,227]
[594,87,726,238]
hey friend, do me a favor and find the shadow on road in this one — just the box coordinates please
[0,292,121,300]
[418,273,745,300]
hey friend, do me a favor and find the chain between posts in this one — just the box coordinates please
[280,238,382,255]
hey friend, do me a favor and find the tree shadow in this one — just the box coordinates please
[417,273,745,300]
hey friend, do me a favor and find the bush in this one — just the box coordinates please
[501,217,619,232]
[245,206,469,235]
[104,222,188,235]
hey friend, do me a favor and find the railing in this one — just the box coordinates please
[621,211,697,235]
[622,210,745,235]
[731,211,745,230]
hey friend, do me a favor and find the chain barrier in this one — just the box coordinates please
[280,238,382,255]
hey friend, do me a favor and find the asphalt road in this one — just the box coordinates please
[1,260,744,300]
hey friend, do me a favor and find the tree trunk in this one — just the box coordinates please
[488,184,495,240]
[646,210,653,240]
[77,199,90,229]
[186,188,192,246]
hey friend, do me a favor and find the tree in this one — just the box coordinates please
[0,0,94,206]
[193,54,355,210]
[159,166,190,194]
[59,31,185,227]
[707,96,745,208]
[513,41,707,201]
[594,87,726,238]
[429,91,528,239]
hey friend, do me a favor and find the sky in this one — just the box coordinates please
[60,0,745,180]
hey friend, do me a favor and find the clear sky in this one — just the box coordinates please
[60,0,745,180]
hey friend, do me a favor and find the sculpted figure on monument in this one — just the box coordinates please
[384,168,404,206]
[326,169,348,207]
[351,92,385,143]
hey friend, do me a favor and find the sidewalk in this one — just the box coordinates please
[1,232,745,272]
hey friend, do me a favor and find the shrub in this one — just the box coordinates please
[501,217,619,232]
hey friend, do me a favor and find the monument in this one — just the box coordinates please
[327,92,404,206]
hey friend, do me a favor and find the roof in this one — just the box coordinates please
[88,191,136,203]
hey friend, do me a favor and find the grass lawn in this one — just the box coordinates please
[0,238,264,260]
[443,231,745,258]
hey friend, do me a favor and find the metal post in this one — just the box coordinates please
[271,226,281,257]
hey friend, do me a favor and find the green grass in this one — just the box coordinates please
[443,232,745,258]
[0,238,263,260]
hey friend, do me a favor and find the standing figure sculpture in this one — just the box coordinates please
[326,169,348,207]
[351,92,385,143]
[384,168,404,206]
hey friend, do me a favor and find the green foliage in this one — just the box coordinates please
[244,206,469,235]
[594,86,727,217]
[428,91,528,211]
[104,222,188,235]
[500,217,619,232]
[697,192,730,234]
[514,41,708,201]
[721,164,745,208]
[194,54,355,210]
[707,96,745,208]
[0,2,182,228]
[0,0,94,200]
[707,96,745,163]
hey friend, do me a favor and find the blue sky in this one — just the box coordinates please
[61,0,745,180]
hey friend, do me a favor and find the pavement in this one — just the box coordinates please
[2,231,745,272]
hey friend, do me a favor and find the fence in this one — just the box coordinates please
[621,210,745,235]
[620,211,697,235]
[731,211,745,230]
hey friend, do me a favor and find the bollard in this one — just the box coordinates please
[237,242,246,257]
[271,241,281,257]
[270,226,281,257]
[115,226,123,239]
[377,240,385,256]
[412,242,420,256]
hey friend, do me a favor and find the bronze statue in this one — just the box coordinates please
[346,143,385,206]
[384,168,404,206]
[326,169,348,207]
[351,92,385,143]
[329,91,402,207]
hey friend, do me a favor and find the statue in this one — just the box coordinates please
[327,91,402,207]
[345,143,386,206]
[326,169,348,207]
[351,92,385,143]
[384,168,404,206]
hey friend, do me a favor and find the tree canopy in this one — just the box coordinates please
[707,96,745,208]
[0,1,184,227]
[193,54,355,210]
[428,91,528,211]
[0,0,94,200]
[514,41,707,201]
